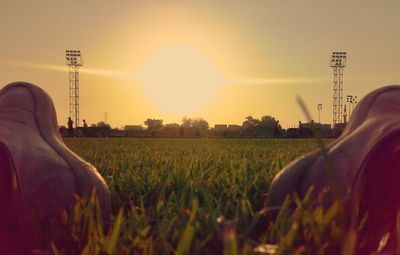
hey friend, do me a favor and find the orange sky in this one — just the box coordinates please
[1,1,400,128]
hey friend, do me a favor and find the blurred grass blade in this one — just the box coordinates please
[175,199,198,255]
[296,95,338,198]
[223,230,238,255]
[103,208,124,254]
[341,229,356,255]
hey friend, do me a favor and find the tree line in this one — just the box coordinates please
[61,115,283,138]
[138,115,282,138]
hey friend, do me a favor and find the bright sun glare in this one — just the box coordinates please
[137,45,224,115]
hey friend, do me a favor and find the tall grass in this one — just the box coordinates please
[56,138,332,254]
[42,138,399,254]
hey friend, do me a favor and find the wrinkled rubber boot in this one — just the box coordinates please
[267,85,400,250]
[0,141,19,253]
[0,82,111,252]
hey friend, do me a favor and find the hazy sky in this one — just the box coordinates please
[1,0,400,128]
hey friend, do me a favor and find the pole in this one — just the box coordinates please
[317,104,322,124]
[348,100,351,117]
[319,109,321,124]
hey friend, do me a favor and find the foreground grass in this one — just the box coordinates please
[56,138,327,254]
[67,138,318,214]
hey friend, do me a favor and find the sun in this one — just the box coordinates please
[136,45,224,115]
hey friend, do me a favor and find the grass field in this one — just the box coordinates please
[59,138,335,254]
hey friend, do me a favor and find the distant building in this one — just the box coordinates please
[124,125,146,137]
[333,122,346,136]
[124,125,143,131]
[110,129,125,137]
[214,124,228,130]
[227,125,242,137]
[298,120,334,138]
[299,120,330,129]
[227,125,241,131]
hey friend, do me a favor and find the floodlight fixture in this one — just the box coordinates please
[346,95,353,117]
[350,95,358,116]
[66,50,83,66]
[346,95,358,117]
[330,52,347,68]
[347,95,353,103]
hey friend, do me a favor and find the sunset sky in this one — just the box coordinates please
[1,1,400,128]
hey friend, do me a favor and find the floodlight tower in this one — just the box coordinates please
[318,104,323,123]
[330,52,347,125]
[65,50,83,128]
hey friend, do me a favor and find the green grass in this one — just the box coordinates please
[56,138,326,255]
[53,138,400,254]
[45,137,400,255]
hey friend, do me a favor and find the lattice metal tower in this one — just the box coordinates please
[330,52,347,125]
[66,50,83,128]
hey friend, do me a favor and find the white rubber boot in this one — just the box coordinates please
[268,85,400,251]
[0,82,111,251]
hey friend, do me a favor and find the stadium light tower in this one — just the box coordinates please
[318,104,323,123]
[330,52,347,126]
[66,50,83,128]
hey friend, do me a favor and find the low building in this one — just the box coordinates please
[214,124,228,130]
[124,125,143,131]
[124,125,147,137]
[298,121,334,138]
[228,125,241,131]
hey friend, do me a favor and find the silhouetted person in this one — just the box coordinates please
[67,117,73,136]
[298,121,303,137]
[82,119,88,137]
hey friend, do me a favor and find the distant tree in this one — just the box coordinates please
[163,123,180,137]
[90,124,97,128]
[259,115,282,137]
[164,123,180,129]
[242,115,260,128]
[97,121,111,129]
[180,117,192,137]
[182,117,192,129]
[144,119,163,137]
[241,115,280,137]
[260,115,277,127]
[192,118,209,137]
[180,117,209,137]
